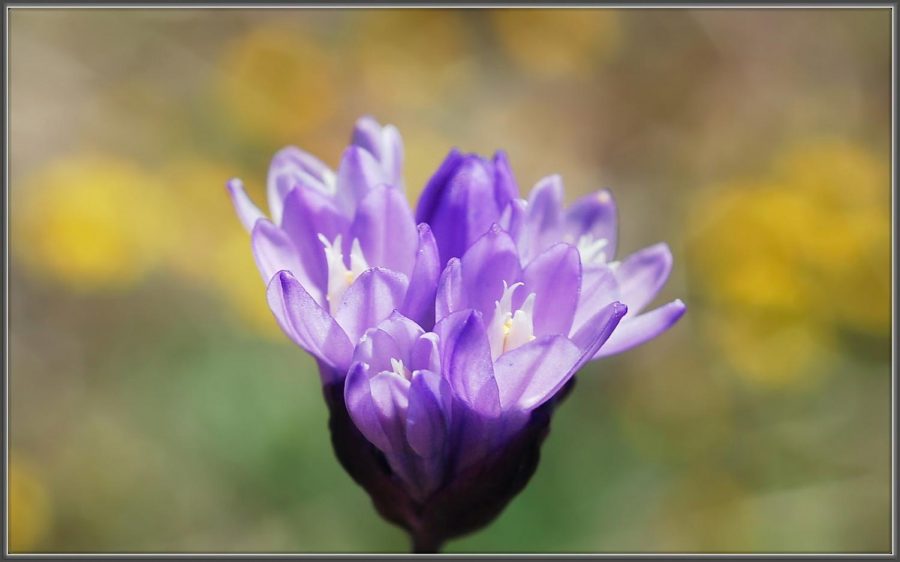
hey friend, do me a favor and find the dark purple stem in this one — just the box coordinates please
[411,529,444,554]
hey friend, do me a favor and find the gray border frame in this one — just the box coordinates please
[2,2,896,558]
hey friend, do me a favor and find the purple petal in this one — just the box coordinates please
[406,369,453,458]
[377,311,425,356]
[410,332,441,373]
[267,147,333,224]
[460,225,523,319]
[250,220,324,305]
[227,178,265,232]
[335,146,386,214]
[493,335,583,411]
[334,268,409,343]
[344,363,392,452]
[523,243,582,337]
[491,150,520,208]
[279,186,350,295]
[368,371,411,454]
[565,189,618,259]
[349,184,417,277]
[570,301,628,370]
[499,198,527,242]
[414,148,463,225]
[352,327,404,374]
[380,124,404,190]
[434,310,500,416]
[267,271,353,374]
[594,299,686,358]
[351,116,404,190]
[615,243,673,314]
[435,257,463,322]
[351,116,385,159]
[415,150,511,263]
[521,175,564,261]
[572,266,620,334]
[400,224,441,328]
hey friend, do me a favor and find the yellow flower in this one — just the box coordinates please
[491,9,622,78]
[689,139,890,386]
[13,154,173,291]
[9,453,51,552]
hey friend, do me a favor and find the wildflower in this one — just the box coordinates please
[688,139,889,386]
[14,154,172,291]
[338,227,628,550]
[418,156,685,359]
[227,116,439,379]
[229,119,684,551]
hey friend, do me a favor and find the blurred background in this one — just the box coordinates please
[8,7,892,553]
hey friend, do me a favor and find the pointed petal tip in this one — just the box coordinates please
[648,241,673,258]
[270,145,299,163]
[459,307,483,325]
[226,177,243,192]
[484,222,515,240]
[445,147,463,160]
[229,180,265,232]
[537,173,563,188]
[341,144,368,161]
[592,298,686,359]
[596,188,616,204]
[385,307,414,321]
[355,114,379,126]
[273,268,296,288]
[650,242,675,276]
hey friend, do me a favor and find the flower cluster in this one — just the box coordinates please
[228,117,684,551]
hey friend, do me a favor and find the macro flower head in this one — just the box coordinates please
[228,116,684,551]
[228,117,440,379]
[419,153,686,358]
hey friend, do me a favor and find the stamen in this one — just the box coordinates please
[389,357,411,380]
[488,281,537,359]
[575,234,621,270]
[576,234,609,265]
[319,233,370,312]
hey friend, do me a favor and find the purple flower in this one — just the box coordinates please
[418,165,686,359]
[337,226,628,550]
[227,116,440,379]
[228,118,684,552]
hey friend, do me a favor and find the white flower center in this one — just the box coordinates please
[575,234,619,269]
[389,357,412,380]
[318,233,369,312]
[488,281,537,360]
